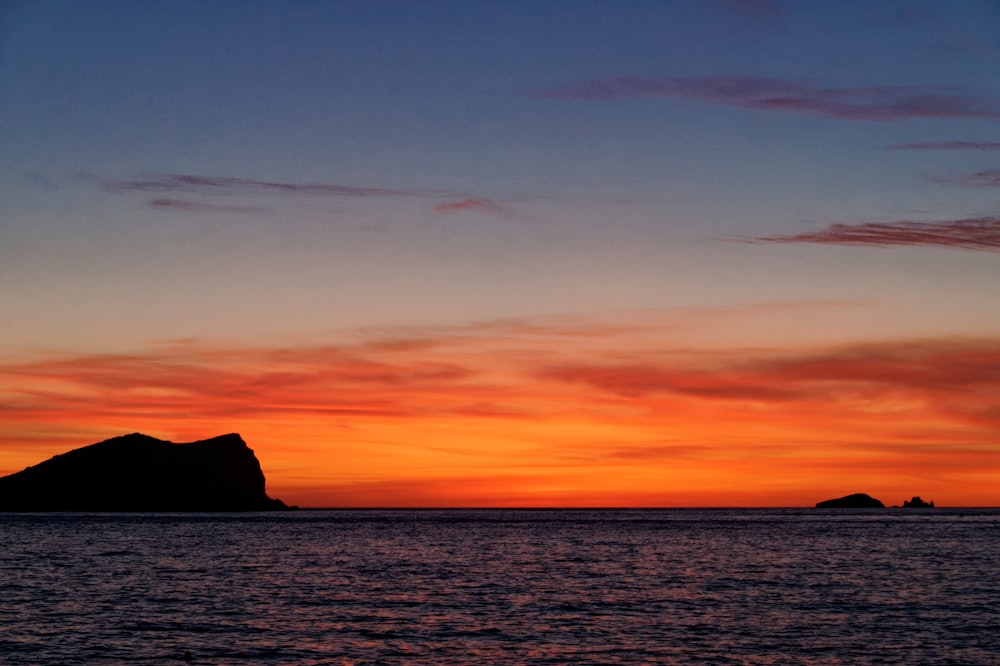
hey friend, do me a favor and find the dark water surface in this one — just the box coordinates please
[2,509,998,664]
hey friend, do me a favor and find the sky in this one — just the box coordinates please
[1,0,999,507]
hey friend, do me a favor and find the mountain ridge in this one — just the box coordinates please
[0,433,288,511]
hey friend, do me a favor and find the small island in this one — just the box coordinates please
[815,493,885,508]
[0,433,289,511]
[901,496,935,508]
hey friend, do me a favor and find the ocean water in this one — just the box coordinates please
[2,509,998,665]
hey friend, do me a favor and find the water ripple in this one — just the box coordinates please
[1,509,998,664]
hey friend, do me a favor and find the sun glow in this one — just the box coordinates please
[3,309,998,507]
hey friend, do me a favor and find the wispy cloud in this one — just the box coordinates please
[433,198,515,218]
[147,198,267,214]
[540,363,799,401]
[4,319,997,428]
[104,173,446,198]
[101,172,533,220]
[538,337,1000,426]
[0,344,482,425]
[755,216,1000,250]
[536,75,1000,121]
[930,169,1000,188]
[887,141,1000,151]
[752,340,1000,393]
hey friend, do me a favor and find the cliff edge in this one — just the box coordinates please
[0,433,288,511]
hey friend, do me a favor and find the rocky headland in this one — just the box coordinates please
[0,433,288,511]
[815,493,886,508]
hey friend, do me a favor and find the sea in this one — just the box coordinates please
[2,509,998,665]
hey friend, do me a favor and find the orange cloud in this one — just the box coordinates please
[2,316,998,507]
[543,339,1000,401]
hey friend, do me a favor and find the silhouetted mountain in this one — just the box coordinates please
[902,496,935,508]
[0,433,288,511]
[815,493,885,508]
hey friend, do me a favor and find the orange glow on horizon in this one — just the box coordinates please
[2,311,998,508]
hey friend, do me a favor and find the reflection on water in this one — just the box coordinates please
[2,509,998,664]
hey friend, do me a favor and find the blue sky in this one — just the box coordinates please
[2,2,999,355]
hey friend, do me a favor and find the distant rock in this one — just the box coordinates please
[0,433,289,511]
[902,496,935,508]
[815,493,885,508]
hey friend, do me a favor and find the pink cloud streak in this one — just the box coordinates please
[536,75,1000,120]
[434,198,514,218]
[756,216,1000,250]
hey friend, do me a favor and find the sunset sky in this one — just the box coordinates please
[2,1,999,507]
